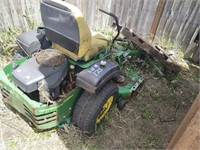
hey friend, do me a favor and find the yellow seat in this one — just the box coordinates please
[41,0,108,61]
[84,31,108,61]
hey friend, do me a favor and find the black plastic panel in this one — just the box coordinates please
[16,29,52,56]
[16,30,41,56]
[76,60,120,93]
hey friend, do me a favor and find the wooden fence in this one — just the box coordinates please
[0,0,199,58]
[0,0,41,31]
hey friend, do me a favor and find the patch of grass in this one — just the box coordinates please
[0,11,39,59]
[154,36,189,71]
[92,27,114,38]
[155,37,174,50]
[38,129,56,140]
[141,105,154,120]
[143,56,166,77]
[8,140,18,148]
[144,138,162,148]
[56,126,90,149]
[23,9,39,30]
[88,146,97,150]
[0,25,22,57]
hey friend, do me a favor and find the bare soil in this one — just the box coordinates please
[0,58,199,149]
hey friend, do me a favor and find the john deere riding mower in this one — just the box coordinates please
[0,0,142,134]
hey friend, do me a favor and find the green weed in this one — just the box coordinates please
[23,10,39,30]
[144,138,162,148]
[92,27,114,38]
[141,105,154,120]
[8,140,18,148]
[0,11,38,59]
[0,25,22,57]
[154,36,186,62]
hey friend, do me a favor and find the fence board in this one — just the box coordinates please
[136,0,150,36]
[168,0,191,40]
[126,0,138,28]
[175,0,198,46]
[182,6,200,49]
[163,0,183,38]
[143,0,159,39]
[132,0,145,34]
[0,0,41,30]
[155,0,174,38]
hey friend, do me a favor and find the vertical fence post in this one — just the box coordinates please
[149,0,166,43]
[167,92,200,149]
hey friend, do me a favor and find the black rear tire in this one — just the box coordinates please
[72,81,118,134]
[12,49,27,62]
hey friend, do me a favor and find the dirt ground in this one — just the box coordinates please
[0,57,199,149]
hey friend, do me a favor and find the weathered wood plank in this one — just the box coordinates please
[175,0,198,49]
[149,0,166,41]
[162,0,183,38]
[167,92,200,149]
[0,0,40,29]
[126,0,139,28]
[1,0,14,27]
[169,0,186,38]
[154,0,174,38]
[186,28,200,52]
[182,4,200,50]
[142,0,159,39]
[121,28,181,73]
[168,0,191,40]
[120,0,131,27]
[132,0,144,34]
[136,0,150,36]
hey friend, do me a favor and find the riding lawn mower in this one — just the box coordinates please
[0,0,143,134]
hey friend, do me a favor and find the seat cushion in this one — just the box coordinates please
[84,31,108,61]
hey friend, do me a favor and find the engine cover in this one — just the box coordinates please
[16,29,52,56]
[76,60,120,94]
[12,57,68,93]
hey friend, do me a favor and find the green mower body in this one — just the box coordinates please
[0,58,82,130]
[0,54,143,130]
[0,55,142,130]
[0,0,143,133]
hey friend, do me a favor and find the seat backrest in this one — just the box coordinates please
[40,0,91,60]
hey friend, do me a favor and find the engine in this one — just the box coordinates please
[12,49,68,103]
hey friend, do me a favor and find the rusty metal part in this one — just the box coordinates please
[60,71,76,96]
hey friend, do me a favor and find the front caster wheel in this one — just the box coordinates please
[117,99,127,111]
[72,81,118,134]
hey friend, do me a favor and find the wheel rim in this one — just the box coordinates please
[96,96,114,124]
